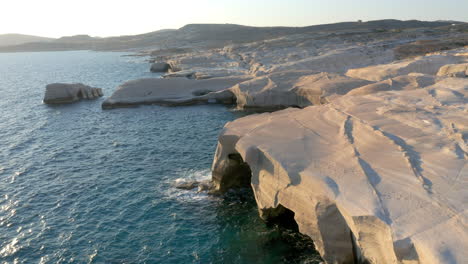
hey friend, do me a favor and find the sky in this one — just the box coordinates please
[0,0,467,38]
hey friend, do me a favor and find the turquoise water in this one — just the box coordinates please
[0,51,321,263]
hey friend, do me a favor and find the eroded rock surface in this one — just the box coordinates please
[346,54,466,81]
[437,63,468,78]
[394,36,468,60]
[101,76,251,109]
[346,73,437,96]
[229,71,371,110]
[43,83,103,104]
[106,48,468,111]
[211,78,467,264]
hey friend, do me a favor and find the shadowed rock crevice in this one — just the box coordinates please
[212,153,252,193]
[260,204,299,231]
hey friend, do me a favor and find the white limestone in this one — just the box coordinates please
[229,71,371,110]
[437,63,468,78]
[346,54,466,81]
[211,77,468,264]
[101,76,251,109]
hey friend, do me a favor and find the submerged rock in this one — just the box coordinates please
[43,83,103,104]
[211,77,467,264]
[175,181,199,190]
[174,179,214,193]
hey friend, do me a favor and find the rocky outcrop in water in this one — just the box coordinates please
[101,76,251,109]
[211,77,467,264]
[43,83,103,104]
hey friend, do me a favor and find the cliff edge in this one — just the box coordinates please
[211,77,467,263]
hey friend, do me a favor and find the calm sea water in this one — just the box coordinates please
[0,51,321,263]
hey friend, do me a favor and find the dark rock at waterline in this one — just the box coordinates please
[150,62,170,72]
[175,180,214,192]
[43,83,103,104]
[175,181,199,190]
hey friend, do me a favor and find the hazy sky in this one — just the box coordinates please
[1,0,467,38]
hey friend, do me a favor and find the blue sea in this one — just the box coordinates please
[0,51,321,263]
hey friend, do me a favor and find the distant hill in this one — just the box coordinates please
[0,20,464,53]
[0,34,54,47]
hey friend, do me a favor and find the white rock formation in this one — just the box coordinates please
[103,71,374,110]
[211,77,467,264]
[346,54,466,81]
[156,30,404,80]
[229,71,371,110]
[346,73,436,96]
[162,51,249,79]
[101,76,251,109]
[43,83,103,104]
[437,63,468,78]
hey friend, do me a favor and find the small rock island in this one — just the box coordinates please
[43,83,103,104]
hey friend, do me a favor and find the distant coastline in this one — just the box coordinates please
[0,20,465,53]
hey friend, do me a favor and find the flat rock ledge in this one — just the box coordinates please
[101,76,251,109]
[211,78,467,264]
[43,83,103,104]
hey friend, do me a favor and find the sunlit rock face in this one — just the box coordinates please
[437,63,468,78]
[106,48,468,112]
[43,83,103,104]
[346,54,466,81]
[211,76,467,264]
[228,71,372,110]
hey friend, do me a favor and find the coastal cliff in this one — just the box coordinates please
[211,77,467,263]
[97,20,468,263]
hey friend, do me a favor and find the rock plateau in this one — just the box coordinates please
[212,77,467,264]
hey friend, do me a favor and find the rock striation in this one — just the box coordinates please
[211,77,467,264]
[346,73,437,96]
[43,83,103,104]
[437,63,468,78]
[346,54,466,81]
[105,48,468,111]
[229,71,371,110]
